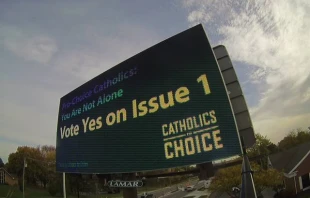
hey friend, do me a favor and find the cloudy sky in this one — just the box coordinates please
[1,0,309,163]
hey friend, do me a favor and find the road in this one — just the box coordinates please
[163,190,190,198]
[163,179,210,198]
[138,185,178,198]
[138,180,198,198]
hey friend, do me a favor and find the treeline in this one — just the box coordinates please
[3,127,309,196]
[5,145,55,189]
[210,127,310,198]
[3,146,192,197]
[247,127,310,159]
[4,145,104,197]
[277,128,310,150]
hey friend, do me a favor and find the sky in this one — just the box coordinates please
[0,0,309,163]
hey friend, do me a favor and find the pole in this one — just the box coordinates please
[197,162,214,180]
[23,158,25,198]
[122,173,138,198]
[240,136,257,198]
[294,175,297,195]
[63,173,67,198]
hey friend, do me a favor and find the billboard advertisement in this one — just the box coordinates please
[56,24,242,174]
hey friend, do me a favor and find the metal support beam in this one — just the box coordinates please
[240,137,257,198]
[122,173,138,198]
[63,173,67,198]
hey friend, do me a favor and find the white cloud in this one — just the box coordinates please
[0,23,161,162]
[53,24,160,81]
[0,82,59,147]
[183,0,310,142]
[187,10,210,24]
[54,49,106,80]
[0,141,20,163]
[1,25,58,64]
[253,113,310,143]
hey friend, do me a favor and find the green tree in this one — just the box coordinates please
[265,168,284,194]
[6,146,43,183]
[37,145,56,188]
[7,147,30,190]
[209,162,283,198]
[247,134,277,157]
[247,134,278,169]
[209,164,241,198]
[254,167,284,196]
[6,145,57,190]
[278,128,310,150]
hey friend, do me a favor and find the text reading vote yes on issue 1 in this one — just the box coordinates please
[59,74,211,139]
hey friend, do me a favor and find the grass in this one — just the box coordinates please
[0,185,64,198]
[0,178,196,198]
[0,185,13,198]
[0,185,123,198]
[0,184,170,198]
[0,184,173,198]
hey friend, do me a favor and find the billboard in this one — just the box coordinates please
[56,24,242,174]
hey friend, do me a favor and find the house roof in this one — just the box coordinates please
[269,141,310,174]
[0,167,16,180]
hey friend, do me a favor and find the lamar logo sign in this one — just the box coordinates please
[107,180,143,188]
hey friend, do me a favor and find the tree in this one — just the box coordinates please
[265,168,284,194]
[247,134,277,157]
[6,146,42,190]
[47,172,62,197]
[36,145,56,188]
[209,162,283,198]
[209,165,241,198]
[278,128,310,150]
[254,167,284,196]
[6,145,57,190]
[6,146,43,182]
[247,134,278,169]
[67,174,83,197]
[0,158,4,168]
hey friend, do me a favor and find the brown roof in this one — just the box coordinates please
[269,141,310,173]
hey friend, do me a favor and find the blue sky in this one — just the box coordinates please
[1,0,310,163]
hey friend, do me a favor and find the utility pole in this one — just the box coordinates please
[23,158,26,198]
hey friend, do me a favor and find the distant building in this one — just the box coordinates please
[0,167,18,186]
[268,141,310,195]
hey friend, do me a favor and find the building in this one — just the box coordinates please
[0,167,18,186]
[268,141,310,195]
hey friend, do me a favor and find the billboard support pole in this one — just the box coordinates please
[240,136,257,198]
[197,162,214,181]
[122,173,138,198]
[63,172,67,198]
